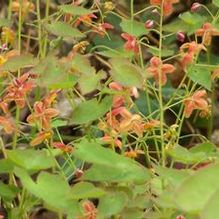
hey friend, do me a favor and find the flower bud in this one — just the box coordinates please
[191,3,201,12]
[145,20,154,29]
[176,31,185,42]
[104,1,115,12]
[176,216,185,219]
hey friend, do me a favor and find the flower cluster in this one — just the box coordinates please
[150,0,179,16]
[99,82,159,150]
[27,91,60,146]
[180,41,206,68]
[146,56,175,85]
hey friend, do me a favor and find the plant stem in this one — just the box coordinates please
[158,1,165,166]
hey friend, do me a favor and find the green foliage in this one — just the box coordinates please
[120,19,147,37]
[0,54,37,72]
[58,5,93,15]
[6,149,56,170]
[45,21,84,38]
[110,58,143,88]
[72,96,113,124]
[187,65,212,91]
[74,140,151,183]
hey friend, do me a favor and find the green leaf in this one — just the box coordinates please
[72,96,113,124]
[14,168,81,216]
[189,142,216,155]
[148,47,174,57]
[7,149,55,170]
[78,70,105,94]
[110,58,143,88]
[120,19,147,37]
[154,165,191,187]
[51,119,68,128]
[71,182,105,199]
[0,54,37,72]
[71,54,95,75]
[74,140,151,183]
[174,163,219,212]
[98,191,128,217]
[201,189,219,219]
[0,182,19,200]
[45,21,84,38]
[120,209,144,219]
[213,0,219,7]
[187,65,212,91]
[0,159,14,173]
[33,55,77,89]
[167,145,207,164]
[0,19,11,27]
[97,47,133,58]
[179,12,205,35]
[163,19,188,33]
[59,5,93,15]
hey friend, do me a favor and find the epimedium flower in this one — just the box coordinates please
[101,134,122,149]
[93,23,114,37]
[12,0,35,17]
[121,33,139,54]
[27,101,59,130]
[4,73,35,108]
[0,100,8,114]
[30,131,52,146]
[196,23,219,46]
[109,82,139,108]
[184,90,209,118]
[146,56,175,85]
[1,27,15,45]
[53,142,73,153]
[150,0,179,16]
[180,41,206,68]
[0,116,15,134]
[125,149,144,159]
[75,13,97,27]
[77,201,97,219]
[105,107,148,137]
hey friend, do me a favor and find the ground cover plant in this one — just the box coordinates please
[1,0,219,218]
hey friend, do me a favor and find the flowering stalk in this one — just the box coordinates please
[158,0,166,166]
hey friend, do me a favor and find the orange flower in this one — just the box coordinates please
[4,73,35,108]
[53,142,73,153]
[42,90,60,108]
[0,116,15,134]
[30,131,52,146]
[144,119,160,130]
[12,0,35,16]
[146,56,175,85]
[184,90,209,118]
[150,0,179,16]
[0,101,8,114]
[101,135,122,149]
[212,68,219,80]
[106,107,147,137]
[93,23,114,37]
[27,101,59,130]
[121,33,139,54]
[75,14,97,26]
[180,41,206,68]
[81,201,97,219]
[125,149,144,159]
[1,27,15,45]
[109,82,139,108]
[196,23,219,46]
